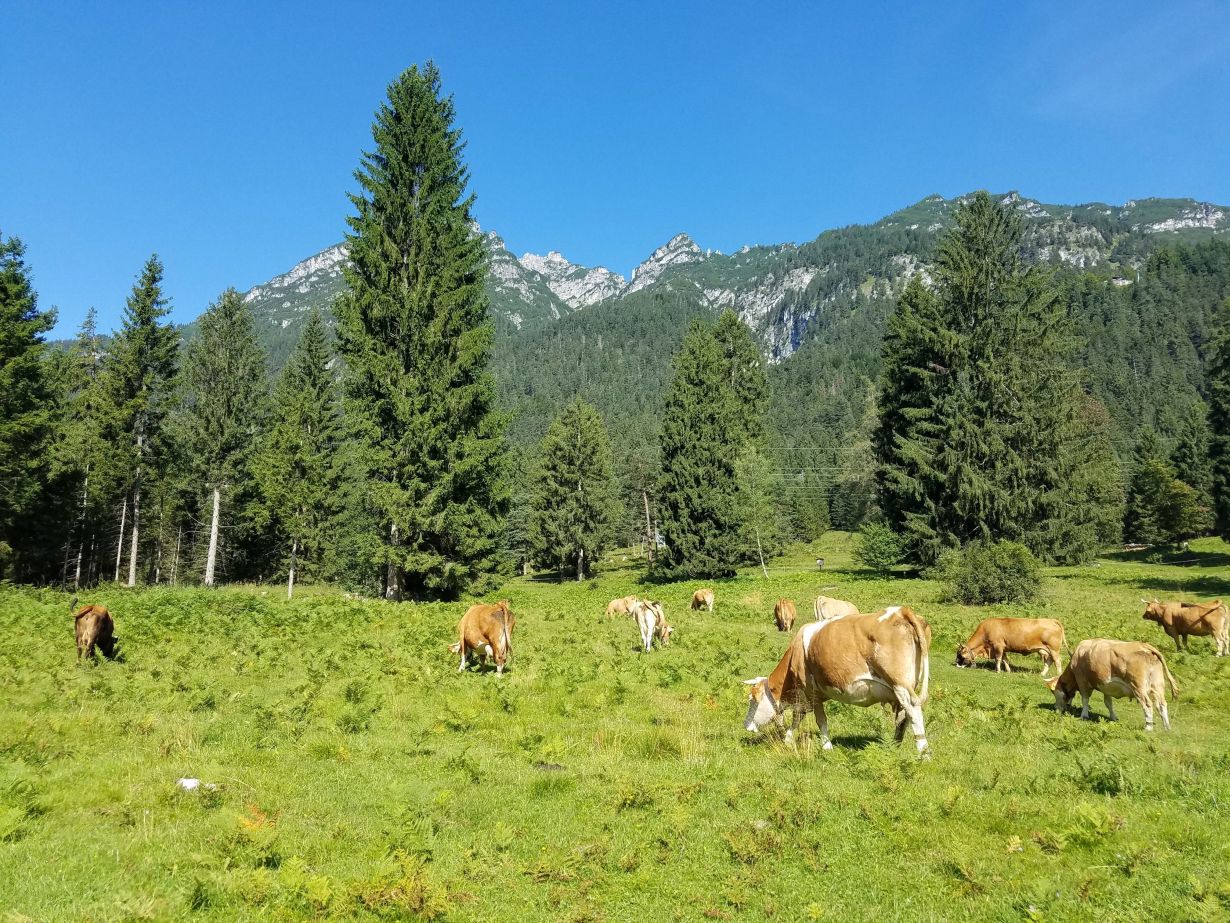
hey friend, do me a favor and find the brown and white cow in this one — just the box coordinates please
[605,595,640,618]
[955,617,1067,677]
[452,600,515,674]
[1141,598,1228,656]
[773,598,797,632]
[691,588,715,612]
[1046,638,1178,731]
[631,599,672,652]
[812,595,859,621]
[73,603,115,661]
[742,606,932,753]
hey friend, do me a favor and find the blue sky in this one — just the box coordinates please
[4,0,1229,338]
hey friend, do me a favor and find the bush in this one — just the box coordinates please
[935,541,1041,604]
[853,523,905,573]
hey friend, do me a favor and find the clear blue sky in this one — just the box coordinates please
[4,0,1229,338]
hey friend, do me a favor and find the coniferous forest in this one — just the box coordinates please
[4,65,1230,593]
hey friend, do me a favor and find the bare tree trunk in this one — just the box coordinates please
[170,526,182,586]
[642,489,654,565]
[755,527,769,579]
[113,495,128,582]
[287,538,297,600]
[73,465,90,591]
[153,501,165,585]
[204,485,221,587]
[576,547,585,582]
[384,523,400,601]
[127,474,141,587]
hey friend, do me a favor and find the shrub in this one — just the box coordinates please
[853,522,905,573]
[936,541,1041,604]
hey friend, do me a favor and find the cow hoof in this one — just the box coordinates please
[821,740,833,751]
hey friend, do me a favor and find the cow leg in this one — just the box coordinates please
[1078,689,1091,720]
[457,643,468,673]
[1135,689,1152,731]
[893,704,909,743]
[784,707,805,745]
[814,701,832,750]
[893,687,927,753]
[1158,695,1171,731]
[1172,633,1183,652]
[1104,694,1118,722]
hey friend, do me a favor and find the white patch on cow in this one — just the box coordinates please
[798,619,830,650]
[1099,677,1133,699]
[879,606,902,622]
[820,674,894,706]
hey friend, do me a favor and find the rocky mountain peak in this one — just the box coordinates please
[627,233,704,294]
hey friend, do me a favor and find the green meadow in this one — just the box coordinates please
[3,534,1230,922]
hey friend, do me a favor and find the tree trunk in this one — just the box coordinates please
[113,495,128,582]
[170,526,182,586]
[287,537,297,600]
[384,523,401,601]
[755,527,769,579]
[73,465,90,591]
[642,489,654,564]
[204,485,221,587]
[153,502,165,585]
[126,473,141,587]
[576,546,585,582]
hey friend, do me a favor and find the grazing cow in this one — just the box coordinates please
[691,588,715,612]
[813,595,859,621]
[452,600,515,674]
[631,599,671,652]
[1141,598,1228,656]
[606,595,640,618]
[773,598,797,632]
[955,618,1067,677]
[73,603,115,661]
[1046,639,1178,731]
[742,607,932,752]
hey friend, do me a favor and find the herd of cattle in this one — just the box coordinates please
[68,587,1228,753]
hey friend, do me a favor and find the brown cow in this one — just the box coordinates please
[452,600,515,674]
[691,588,715,612]
[955,617,1067,677]
[1046,639,1178,731]
[73,603,115,661]
[773,598,797,632]
[631,599,672,652]
[605,595,640,618]
[742,606,932,753]
[1141,598,1228,656]
[813,595,859,621]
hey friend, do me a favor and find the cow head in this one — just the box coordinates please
[1045,672,1075,714]
[954,643,974,667]
[1141,598,1164,623]
[741,677,779,733]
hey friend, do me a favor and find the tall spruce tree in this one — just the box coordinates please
[1171,404,1214,509]
[1211,298,1230,539]
[654,319,742,579]
[874,191,1103,564]
[335,62,507,601]
[103,255,177,585]
[1126,429,1211,545]
[177,289,268,586]
[528,398,620,580]
[253,309,342,598]
[0,233,55,580]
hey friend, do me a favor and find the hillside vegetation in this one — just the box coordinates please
[4,535,1230,921]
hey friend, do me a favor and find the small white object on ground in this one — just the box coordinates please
[176,778,218,791]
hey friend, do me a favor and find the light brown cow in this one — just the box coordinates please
[606,595,640,618]
[73,603,115,661]
[452,600,515,674]
[1046,638,1178,731]
[631,599,672,652]
[773,598,797,632]
[955,617,1067,677]
[1141,598,1228,656]
[813,595,859,621]
[691,588,715,612]
[742,606,932,753]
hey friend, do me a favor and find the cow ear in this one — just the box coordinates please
[741,677,765,686]
[1044,677,1059,690]
[1140,598,1148,603]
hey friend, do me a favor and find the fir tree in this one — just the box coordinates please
[1211,298,1230,539]
[177,289,268,586]
[1126,430,1211,545]
[654,320,741,579]
[102,255,178,585]
[528,398,619,580]
[0,233,55,580]
[874,191,1102,564]
[253,309,342,598]
[335,62,507,601]
[712,309,768,444]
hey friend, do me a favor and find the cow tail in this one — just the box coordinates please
[1146,644,1179,698]
[901,610,931,703]
[69,595,79,618]
[1060,625,1070,653]
[500,606,512,662]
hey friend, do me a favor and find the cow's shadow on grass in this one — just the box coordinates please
[1031,702,1113,722]
[742,731,882,751]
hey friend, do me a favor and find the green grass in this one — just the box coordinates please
[3,533,1230,922]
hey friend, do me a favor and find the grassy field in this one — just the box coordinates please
[3,534,1230,922]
